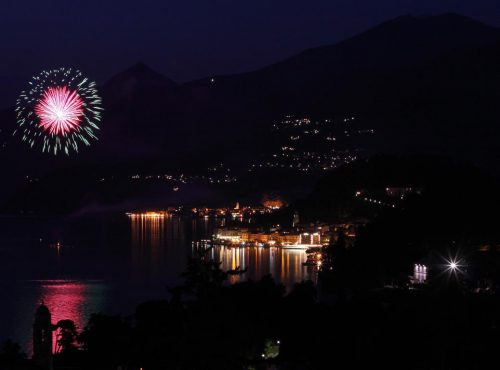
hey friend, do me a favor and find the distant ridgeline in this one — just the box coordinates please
[2,13,500,212]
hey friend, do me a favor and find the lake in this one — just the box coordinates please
[0,214,316,354]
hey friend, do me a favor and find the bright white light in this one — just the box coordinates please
[443,256,465,276]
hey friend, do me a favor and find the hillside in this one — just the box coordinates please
[1,13,500,207]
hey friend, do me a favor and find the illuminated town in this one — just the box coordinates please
[2,6,500,370]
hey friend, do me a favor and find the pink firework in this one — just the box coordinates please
[34,86,84,135]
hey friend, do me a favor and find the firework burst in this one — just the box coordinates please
[15,68,103,155]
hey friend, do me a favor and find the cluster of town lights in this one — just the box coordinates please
[126,211,167,218]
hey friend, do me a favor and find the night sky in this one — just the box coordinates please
[1,0,499,108]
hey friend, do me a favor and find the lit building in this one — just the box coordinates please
[262,197,284,210]
[215,229,247,243]
[214,228,322,249]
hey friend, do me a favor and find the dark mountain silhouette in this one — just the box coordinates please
[103,62,178,101]
[95,62,190,159]
[3,13,499,160]
[180,13,500,168]
[186,13,500,112]
[1,13,500,207]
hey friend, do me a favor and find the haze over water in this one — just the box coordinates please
[0,214,315,353]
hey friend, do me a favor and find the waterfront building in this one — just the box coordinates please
[214,228,322,249]
[215,228,247,242]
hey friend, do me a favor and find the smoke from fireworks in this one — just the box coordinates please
[15,68,103,155]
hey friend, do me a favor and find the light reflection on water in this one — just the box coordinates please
[130,216,316,289]
[128,215,316,288]
[1,215,316,354]
[207,246,316,287]
[8,279,106,356]
[37,280,106,333]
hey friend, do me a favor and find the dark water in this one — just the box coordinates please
[0,214,315,354]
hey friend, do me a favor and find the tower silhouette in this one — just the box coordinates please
[33,303,53,370]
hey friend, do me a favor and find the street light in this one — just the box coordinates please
[443,255,465,276]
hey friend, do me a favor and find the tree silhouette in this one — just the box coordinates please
[0,340,26,369]
[78,313,132,368]
[180,252,228,299]
[55,319,78,354]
